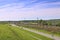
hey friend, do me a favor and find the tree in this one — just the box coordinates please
[47,22,52,26]
[56,23,60,26]
[39,20,48,25]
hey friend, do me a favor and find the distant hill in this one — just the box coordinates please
[20,19,60,26]
[0,19,60,26]
[46,19,60,25]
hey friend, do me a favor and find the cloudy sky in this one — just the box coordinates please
[0,0,60,21]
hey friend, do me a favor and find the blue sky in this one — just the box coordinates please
[0,0,60,21]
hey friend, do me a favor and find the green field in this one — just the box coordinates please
[0,24,53,40]
[25,27,60,37]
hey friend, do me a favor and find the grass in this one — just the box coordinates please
[0,24,53,40]
[20,28,53,40]
[25,27,60,37]
[38,29,60,37]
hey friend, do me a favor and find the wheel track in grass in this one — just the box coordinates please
[8,25,38,40]
[8,26,23,40]
[20,28,42,40]
[29,35,41,40]
[10,24,42,40]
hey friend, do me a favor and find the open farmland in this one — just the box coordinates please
[0,24,53,40]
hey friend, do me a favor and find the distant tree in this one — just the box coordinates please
[56,23,60,26]
[39,19,43,25]
[39,20,48,25]
[47,22,52,26]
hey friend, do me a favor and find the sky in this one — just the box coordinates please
[0,0,60,21]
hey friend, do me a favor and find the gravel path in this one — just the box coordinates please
[22,27,60,40]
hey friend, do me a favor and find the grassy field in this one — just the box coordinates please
[24,27,60,37]
[20,24,60,37]
[0,24,53,40]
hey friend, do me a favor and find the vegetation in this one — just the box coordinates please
[0,24,53,40]
[56,23,60,26]
[15,19,60,36]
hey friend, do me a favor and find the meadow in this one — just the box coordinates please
[19,23,60,37]
[0,24,53,40]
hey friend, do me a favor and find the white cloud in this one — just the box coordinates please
[0,2,60,21]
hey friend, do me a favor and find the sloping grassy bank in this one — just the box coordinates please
[0,24,53,40]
